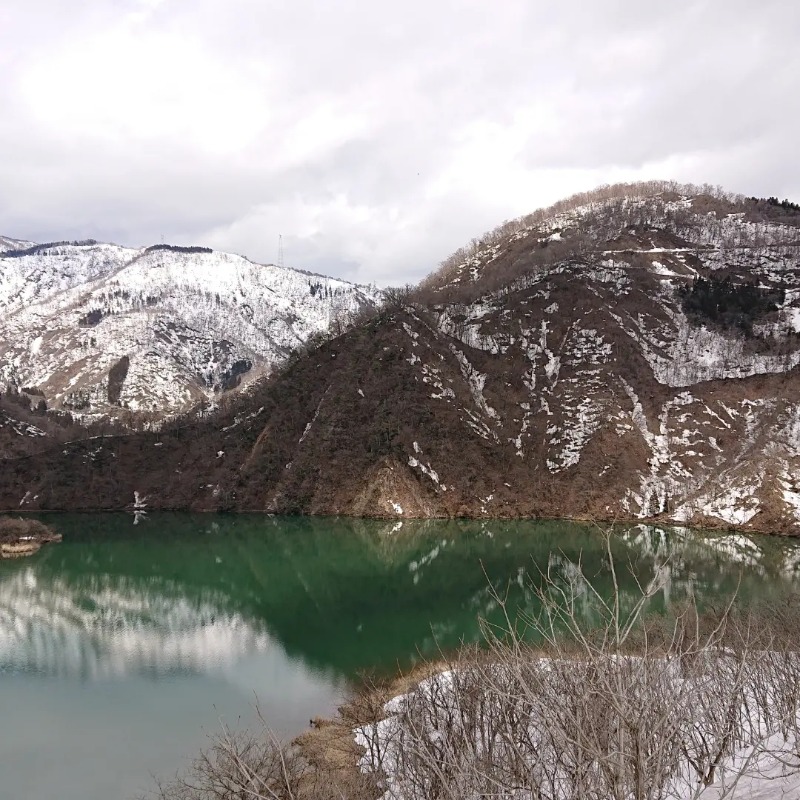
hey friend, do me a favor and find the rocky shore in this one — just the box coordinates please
[0,517,61,558]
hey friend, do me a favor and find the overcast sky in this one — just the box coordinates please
[2,0,799,286]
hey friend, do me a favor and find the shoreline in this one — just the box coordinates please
[292,658,449,792]
[0,516,62,558]
[4,507,798,539]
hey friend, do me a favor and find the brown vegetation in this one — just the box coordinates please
[145,534,800,800]
[418,180,748,299]
[2,183,800,534]
[0,516,60,543]
[0,516,61,558]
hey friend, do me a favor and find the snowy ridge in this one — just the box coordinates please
[435,191,800,292]
[4,187,800,531]
[0,235,37,253]
[0,239,380,417]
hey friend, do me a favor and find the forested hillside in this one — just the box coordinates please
[3,182,800,533]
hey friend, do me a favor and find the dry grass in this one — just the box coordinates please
[0,516,59,543]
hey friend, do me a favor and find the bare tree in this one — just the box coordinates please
[356,532,800,800]
[145,705,378,800]
[147,531,800,800]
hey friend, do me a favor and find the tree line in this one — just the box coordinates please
[679,274,785,336]
[1,240,98,258]
[144,244,213,254]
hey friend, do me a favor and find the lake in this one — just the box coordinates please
[1,514,798,800]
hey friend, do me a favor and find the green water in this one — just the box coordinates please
[0,514,798,800]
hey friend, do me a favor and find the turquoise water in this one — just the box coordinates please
[0,514,797,799]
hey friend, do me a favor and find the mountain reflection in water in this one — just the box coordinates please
[0,515,798,800]
[2,515,798,680]
[0,569,272,678]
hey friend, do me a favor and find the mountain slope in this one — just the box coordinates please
[0,241,380,417]
[3,183,800,533]
[0,236,37,253]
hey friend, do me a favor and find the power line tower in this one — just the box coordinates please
[277,234,284,269]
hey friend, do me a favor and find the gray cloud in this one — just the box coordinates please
[1,0,799,285]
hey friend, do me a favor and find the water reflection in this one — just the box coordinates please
[0,516,797,681]
[0,517,798,800]
[0,568,272,678]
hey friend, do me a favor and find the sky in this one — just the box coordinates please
[1,0,799,287]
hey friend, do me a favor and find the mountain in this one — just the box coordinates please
[0,239,380,418]
[3,182,800,535]
[0,236,36,252]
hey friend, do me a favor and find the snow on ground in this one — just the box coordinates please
[0,241,379,416]
[780,474,800,522]
[649,259,684,278]
[449,345,498,423]
[220,406,265,432]
[355,663,800,800]
[546,395,603,472]
[0,242,139,313]
[2,418,46,438]
[437,306,513,354]
[298,396,325,444]
[0,235,36,252]
[680,486,762,527]
[620,307,800,388]
[407,453,444,491]
[416,360,454,401]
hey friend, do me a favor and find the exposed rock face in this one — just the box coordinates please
[0,240,380,419]
[350,458,447,519]
[2,185,800,533]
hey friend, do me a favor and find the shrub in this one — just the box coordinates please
[356,532,800,799]
[147,531,800,800]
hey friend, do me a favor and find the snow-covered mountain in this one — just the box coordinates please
[4,183,800,534]
[0,240,380,417]
[0,236,36,253]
